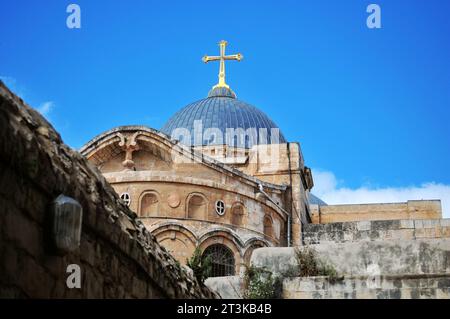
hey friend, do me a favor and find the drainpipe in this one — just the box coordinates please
[258,183,291,247]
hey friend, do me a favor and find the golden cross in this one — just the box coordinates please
[202,40,243,89]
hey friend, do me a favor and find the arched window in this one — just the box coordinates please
[263,215,273,237]
[231,203,244,226]
[202,244,235,277]
[187,194,207,219]
[140,192,159,217]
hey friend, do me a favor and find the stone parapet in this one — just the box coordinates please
[311,200,442,224]
[303,218,450,245]
[251,239,450,277]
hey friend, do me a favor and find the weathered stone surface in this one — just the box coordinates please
[303,219,450,245]
[205,276,243,299]
[0,81,217,299]
[312,201,442,224]
[282,274,450,299]
[252,239,450,277]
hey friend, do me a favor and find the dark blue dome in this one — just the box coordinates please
[161,87,286,148]
[309,194,328,206]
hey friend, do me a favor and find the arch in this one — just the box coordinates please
[263,215,273,238]
[186,192,208,220]
[151,223,198,242]
[198,228,245,249]
[151,223,197,264]
[243,239,269,266]
[198,229,243,275]
[231,202,245,226]
[202,244,235,277]
[139,191,160,217]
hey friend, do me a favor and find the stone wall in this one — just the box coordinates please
[252,240,450,277]
[205,276,242,299]
[283,274,450,299]
[206,273,450,299]
[303,219,450,245]
[251,241,450,299]
[203,239,450,299]
[310,200,442,224]
[0,81,217,299]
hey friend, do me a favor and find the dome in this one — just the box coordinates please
[161,87,286,148]
[309,194,328,206]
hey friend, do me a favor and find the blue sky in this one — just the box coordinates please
[1,0,450,216]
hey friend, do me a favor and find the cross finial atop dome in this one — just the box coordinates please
[202,40,243,91]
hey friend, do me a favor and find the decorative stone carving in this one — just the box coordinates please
[50,194,83,254]
[167,193,181,208]
[118,132,141,171]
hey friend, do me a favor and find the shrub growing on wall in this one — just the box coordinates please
[243,265,280,299]
[186,247,212,284]
[295,246,340,283]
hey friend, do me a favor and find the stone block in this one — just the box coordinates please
[83,270,104,298]
[414,220,424,229]
[421,220,440,228]
[437,277,450,289]
[403,278,420,289]
[2,244,19,284]
[343,232,354,242]
[440,219,450,227]
[442,227,450,238]
[376,289,389,299]
[415,228,436,238]
[400,288,413,299]
[418,288,436,299]
[389,229,414,240]
[372,220,400,231]
[399,220,414,229]
[131,277,148,298]
[389,289,401,299]
[298,278,316,292]
[436,288,450,299]
[354,230,370,241]
[4,207,42,258]
[355,289,376,299]
[18,255,53,298]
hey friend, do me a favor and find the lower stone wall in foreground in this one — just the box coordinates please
[206,237,450,299]
[283,274,450,299]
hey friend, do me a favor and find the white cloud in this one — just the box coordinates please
[312,169,450,218]
[37,101,55,116]
[1,76,56,121]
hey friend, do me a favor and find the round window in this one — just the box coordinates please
[120,192,131,206]
[215,200,225,216]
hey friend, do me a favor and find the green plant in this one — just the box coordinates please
[281,264,300,278]
[243,264,280,299]
[294,246,342,283]
[319,262,340,284]
[186,247,212,284]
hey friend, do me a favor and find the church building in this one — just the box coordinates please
[80,41,442,277]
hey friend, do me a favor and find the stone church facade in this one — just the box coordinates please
[80,41,442,278]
